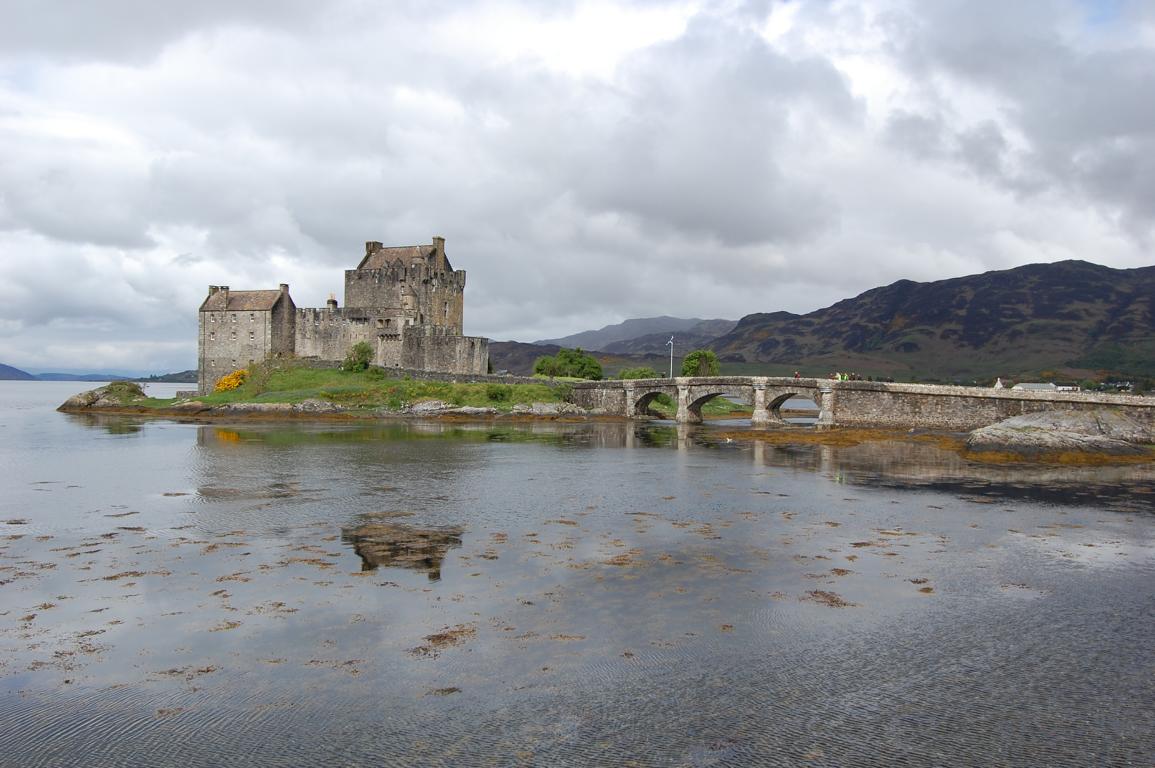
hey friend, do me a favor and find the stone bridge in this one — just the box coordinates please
[569,377,1155,431]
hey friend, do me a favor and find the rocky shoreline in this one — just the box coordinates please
[58,384,1155,463]
[58,383,595,421]
[965,408,1155,459]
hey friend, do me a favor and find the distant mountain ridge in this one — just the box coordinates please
[536,316,734,351]
[499,260,1155,381]
[603,319,737,355]
[0,364,198,383]
[0,363,35,380]
[707,260,1155,380]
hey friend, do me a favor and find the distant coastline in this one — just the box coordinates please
[0,362,197,383]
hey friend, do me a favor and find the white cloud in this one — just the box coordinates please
[0,0,1151,372]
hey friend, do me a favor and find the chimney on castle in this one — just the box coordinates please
[208,285,220,296]
[365,241,382,257]
[326,293,338,310]
[432,236,445,256]
[279,283,290,295]
[220,286,229,304]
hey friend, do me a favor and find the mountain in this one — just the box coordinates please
[0,363,35,380]
[488,341,672,377]
[137,370,198,383]
[33,372,136,381]
[489,341,562,375]
[708,260,1155,381]
[603,318,737,355]
[536,316,733,352]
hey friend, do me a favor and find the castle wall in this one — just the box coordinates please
[295,307,410,365]
[198,309,275,393]
[401,326,488,374]
[343,265,465,332]
[270,298,295,356]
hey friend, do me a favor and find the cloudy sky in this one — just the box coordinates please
[1,0,1153,372]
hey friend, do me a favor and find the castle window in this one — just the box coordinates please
[377,318,384,328]
[231,314,237,323]
[230,331,236,340]
[209,332,216,341]
[210,315,215,323]
[249,331,255,340]
[250,313,255,322]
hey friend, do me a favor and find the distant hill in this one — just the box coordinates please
[708,260,1155,381]
[536,316,733,352]
[1,368,198,383]
[488,341,672,378]
[137,370,198,384]
[0,363,35,380]
[489,341,561,375]
[603,318,737,355]
[33,372,136,382]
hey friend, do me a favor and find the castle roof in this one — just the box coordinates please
[358,245,436,270]
[357,238,454,272]
[199,289,286,312]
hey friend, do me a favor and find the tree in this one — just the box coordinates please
[342,341,373,372]
[680,349,720,377]
[533,348,603,380]
[617,366,660,380]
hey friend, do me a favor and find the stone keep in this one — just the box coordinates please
[197,237,489,393]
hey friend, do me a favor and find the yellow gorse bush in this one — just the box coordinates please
[214,369,248,392]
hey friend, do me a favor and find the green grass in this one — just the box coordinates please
[176,366,565,412]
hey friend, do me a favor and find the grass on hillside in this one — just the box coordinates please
[128,366,565,412]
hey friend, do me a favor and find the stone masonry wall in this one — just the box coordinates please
[828,381,1155,431]
[198,309,275,393]
[401,326,488,374]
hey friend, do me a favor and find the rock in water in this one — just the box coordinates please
[966,408,1154,457]
[58,382,147,410]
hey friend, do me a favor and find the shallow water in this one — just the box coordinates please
[1,381,1153,766]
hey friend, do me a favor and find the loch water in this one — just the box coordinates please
[1,381,1153,767]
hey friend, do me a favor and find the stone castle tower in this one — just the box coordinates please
[198,237,489,393]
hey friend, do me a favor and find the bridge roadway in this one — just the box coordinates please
[569,376,1155,431]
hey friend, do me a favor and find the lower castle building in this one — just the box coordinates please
[197,237,489,393]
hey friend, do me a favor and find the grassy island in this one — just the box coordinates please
[85,367,569,412]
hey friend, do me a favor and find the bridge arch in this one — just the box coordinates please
[633,389,676,418]
[762,389,822,425]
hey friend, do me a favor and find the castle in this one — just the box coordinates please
[197,237,490,393]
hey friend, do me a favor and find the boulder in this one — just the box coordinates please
[966,409,1154,457]
[59,382,147,410]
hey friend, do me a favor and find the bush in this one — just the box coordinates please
[486,383,511,402]
[680,349,720,377]
[617,366,660,380]
[533,348,603,380]
[366,365,387,381]
[214,369,248,392]
[342,341,374,372]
